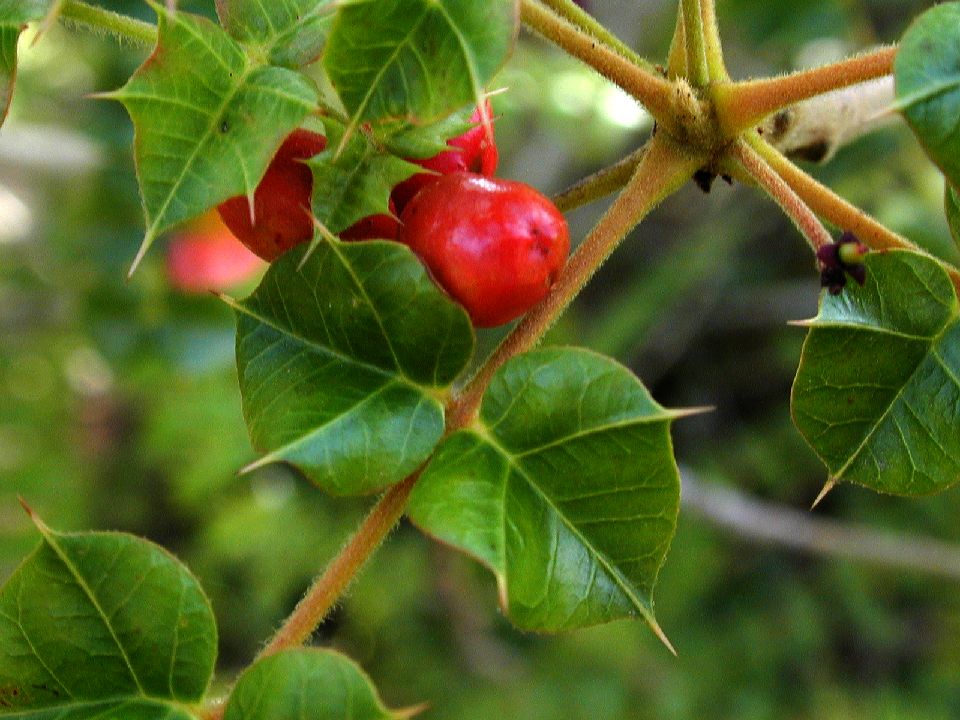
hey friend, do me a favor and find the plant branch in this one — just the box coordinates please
[537,0,654,71]
[666,8,686,79]
[747,136,960,292]
[698,0,727,81]
[58,0,158,47]
[682,468,960,581]
[716,45,897,136]
[448,135,704,427]
[681,0,709,86]
[552,143,648,212]
[727,138,833,252]
[520,0,677,130]
[255,473,420,661]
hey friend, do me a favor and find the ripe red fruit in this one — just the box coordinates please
[391,101,499,213]
[217,129,327,261]
[166,211,265,293]
[398,173,569,328]
[340,200,401,242]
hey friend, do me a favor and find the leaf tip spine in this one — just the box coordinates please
[810,478,838,510]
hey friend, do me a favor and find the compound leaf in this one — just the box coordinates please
[224,649,404,720]
[232,241,474,495]
[409,348,683,634]
[215,0,335,68]
[895,2,960,188]
[0,515,217,718]
[0,0,54,126]
[792,250,960,495]
[324,0,517,136]
[109,6,317,271]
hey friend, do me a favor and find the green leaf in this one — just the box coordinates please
[109,6,318,271]
[946,182,960,249]
[792,250,960,496]
[0,0,54,126]
[232,241,474,495]
[308,120,420,234]
[408,348,683,633]
[324,0,517,136]
[215,0,335,68]
[895,2,960,188]
[379,104,476,159]
[224,649,404,720]
[0,514,217,717]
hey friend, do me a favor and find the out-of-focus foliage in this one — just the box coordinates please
[3,1,960,719]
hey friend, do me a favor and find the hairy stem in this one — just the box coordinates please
[699,0,727,81]
[681,0,709,86]
[666,9,687,79]
[520,0,677,129]
[728,139,833,252]
[538,0,653,71]
[59,0,158,47]
[552,143,648,212]
[716,45,897,136]
[748,136,960,292]
[255,473,420,660]
[448,135,704,427]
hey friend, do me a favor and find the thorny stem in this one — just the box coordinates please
[58,0,158,47]
[447,135,704,428]
[552,144,649,212]
[748,136,960,293]
[520,0,677,131]
[538,0,654,71]
[716,45,897,136]
[727,139,833,252]
[681,0,709,86]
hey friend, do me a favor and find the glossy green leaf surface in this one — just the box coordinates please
[947,183,960,248]
[409,348,682,632]
[215,0,335,67]
[792,250,960,495]
[379,105,476,160]
[224,650,400,720]
[0,521,216,717]
[324,0,517,133]
[110,7,317,269]
[0,0,53,126]
[233,241,473,495]
[895,2,960,187]
[308,121,420,234]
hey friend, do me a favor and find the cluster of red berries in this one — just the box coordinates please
[215,103,570,328]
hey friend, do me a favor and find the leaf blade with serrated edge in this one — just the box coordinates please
[223,649,406,720]
[215,0,336,68]
[0,514,217,716]
[0,0,54,126]
[792,250,960,496]
[409,347,683,634]
[895,2,960,189]
[324,0,517,143]
[233,240,473,495]
[107,5,318,273]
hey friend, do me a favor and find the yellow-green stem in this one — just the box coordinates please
[666,9,687,79]
[699,0,728,81]
[681,0,709,86]
[716,45,897,136]
[520,0,677,130]
[552,144,648,212]
[538,0,654,71]
[59,0,157,46]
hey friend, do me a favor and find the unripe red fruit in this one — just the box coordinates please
[391,101,499,213]
[398,173,569,328]
[217,129,327,261]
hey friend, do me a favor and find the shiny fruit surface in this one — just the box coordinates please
[398,173,569,328]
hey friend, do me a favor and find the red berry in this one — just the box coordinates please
[340,200,401,242]
[398,173,569,328]
[166,211,265,293]
[391,100,499,213]
[217,129,327,261]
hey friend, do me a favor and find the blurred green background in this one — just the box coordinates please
[3,1,960,718]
